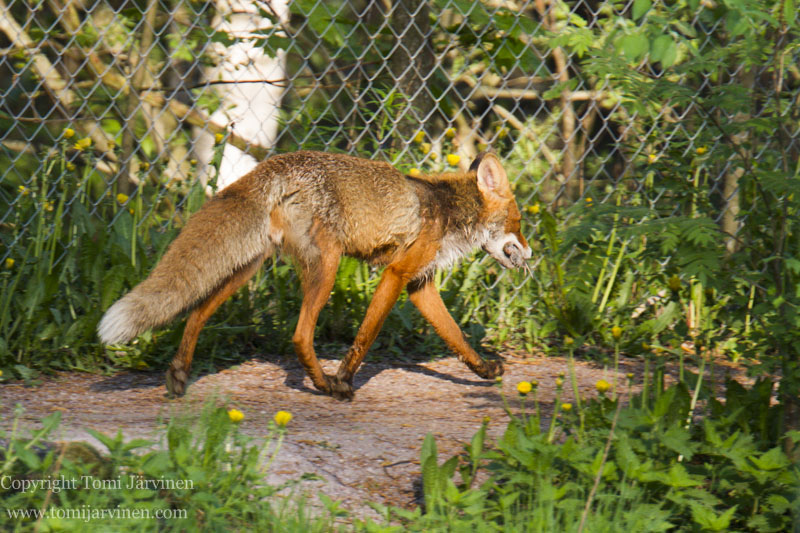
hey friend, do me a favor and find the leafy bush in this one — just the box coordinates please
[376,379,800,532]
[0,401,339,532]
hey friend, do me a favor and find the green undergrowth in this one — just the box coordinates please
[0,400,343,532]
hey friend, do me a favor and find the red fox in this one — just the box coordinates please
[98,151,531,400]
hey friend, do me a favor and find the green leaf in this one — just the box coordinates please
[633,0,652,20]
[620,33,649,63]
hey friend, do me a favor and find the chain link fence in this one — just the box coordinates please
[1,0,799,354]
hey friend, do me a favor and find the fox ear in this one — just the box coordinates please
[473,153,510,198]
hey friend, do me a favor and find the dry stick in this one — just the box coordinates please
[577,395,624,533]
[0,0,117,164]
[119,0,159,194]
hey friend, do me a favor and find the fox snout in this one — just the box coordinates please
[484,233,532,269]
[503,239,531,268]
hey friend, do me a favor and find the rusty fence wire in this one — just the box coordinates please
[1,0,799,337]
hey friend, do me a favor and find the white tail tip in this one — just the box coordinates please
[97,299,139,344]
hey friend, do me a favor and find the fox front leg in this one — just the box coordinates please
[407,278,504,379]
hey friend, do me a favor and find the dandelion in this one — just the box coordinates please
[63,128,75,139]
[626,373,634,380]
[517,381,533,395]
[596,379,611,394]
[611,326,622,340]
[116,193,129,204]
[18,185,29,196]
[430,151,439,160]
[528,203,540,215]
[445,127,456,138]
[420,142,431,155]
[564,336,574,347]
[668,275,681,292]
[648,153,658,164]
[446,154,461,166]
[696,146,708,155]
[413,131,425,144]
[555,377,564,388]
[73,137,92,151]
[496,126,508,139]
[190,159,198,166]
[477,142,488,151]
[482,416,491,425]
[495,376,503,384]
[585,197,593,204]
[66,162,76,171]
[227,408,244,423]
[140,161,150,171]
[214,132,225,144]
[408,168,421,177]
[274,410,292,426]
[45,201,54,212]
[561,402,572,412]
[5,258,14,269]
[642,342,651,351]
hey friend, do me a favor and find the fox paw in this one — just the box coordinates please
[477,359,504,379]
[165,367,188,398]
[324,374,354,401]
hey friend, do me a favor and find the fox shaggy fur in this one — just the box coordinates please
[99,150,531,399]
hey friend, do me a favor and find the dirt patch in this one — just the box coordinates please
[0,352,746,518]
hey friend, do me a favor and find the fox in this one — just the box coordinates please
[98,150,532,400]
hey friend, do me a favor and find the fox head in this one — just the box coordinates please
[471,153,532,269]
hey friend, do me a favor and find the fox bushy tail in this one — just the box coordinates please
[98,190,273,344]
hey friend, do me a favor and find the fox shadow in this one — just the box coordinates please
[87,350,500,398]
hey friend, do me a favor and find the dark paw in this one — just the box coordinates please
[477,359,504,379]
[165,367,188,398]
[324,374,354,401]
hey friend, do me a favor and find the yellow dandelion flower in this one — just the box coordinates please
[648,153,658,164]
[446,154,461,166]
[140,161,150,171]
[408,168,421,177]
[430,151,439,160]
[116,193,129,204]
[413,131,425,144]
[642,342,651,351]
[66,162,76,171]
[530,379,538,388]
[528,203,540,214]
[73,137,92,151]
[517,381,532,395]
[63,128,75,139]
[214,132,225,144]
[477,142,488,151]
[561,402,573,412]
[445,127,456,138]
[227,408,244,423]
[190,159,198,165]
[482,415,491,424]
[564,336,574,346]
[611,326,622,340]
[495,376,503,384]
[5,258,15,269]
[626,373,634,380]
[420,142,431,155]
[555,377,564,388]
[696,146,708,155]
[274,410,292,426]
[18,185,29,196]
[585,197,593,204]
[496,126,508,139]
[596,379,611,393]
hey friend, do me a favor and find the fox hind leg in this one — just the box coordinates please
[407,278,504,379]
[166,253,268,397]
[292,243,342,396]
